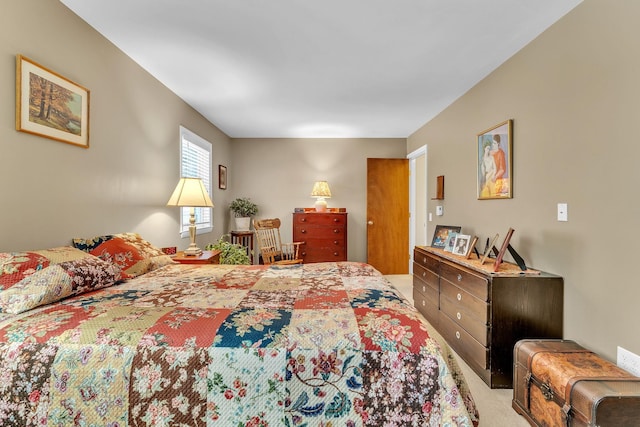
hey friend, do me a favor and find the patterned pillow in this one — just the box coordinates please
[72,233,173,278]
[1,246,90,291]
[0,255,121,314]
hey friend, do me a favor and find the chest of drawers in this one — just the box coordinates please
[413,246,563,388]
[293,212,347,263]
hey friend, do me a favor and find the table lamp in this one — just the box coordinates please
[167,177,214,255]
[310,181,331,212]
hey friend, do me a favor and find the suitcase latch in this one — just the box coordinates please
[540,382,554,401]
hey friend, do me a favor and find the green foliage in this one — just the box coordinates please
[205,235,251,265]
[229,197,258,217]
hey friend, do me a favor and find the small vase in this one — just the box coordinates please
[235,217,251,231]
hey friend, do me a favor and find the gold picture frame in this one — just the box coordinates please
[16,55,90,148]
[477,119,512,199]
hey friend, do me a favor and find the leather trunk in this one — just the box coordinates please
[512,339,640,426]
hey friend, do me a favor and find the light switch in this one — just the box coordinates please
[557,203,568,221]
[428,212,433,222]
[436,205,443,216]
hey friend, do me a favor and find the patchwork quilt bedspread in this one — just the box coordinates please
[0,261,478,426]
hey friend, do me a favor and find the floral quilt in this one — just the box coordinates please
[0,261,478,426]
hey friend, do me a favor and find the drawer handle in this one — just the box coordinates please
[422,271,426,277]
[457,293,462,301]
[333,240,339,245]
[455,331,461,340]
[333,218,339,222]
[301,218,307,222]
[301,229,307,234]
[422,285,426,293]
[333,229,340,234]
[423,257,427,263]
[457,274,462,282]
[422,300,425,306]
[333,252,339,256]
[456,312,461,320]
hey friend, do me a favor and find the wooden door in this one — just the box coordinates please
[367,158,409,274]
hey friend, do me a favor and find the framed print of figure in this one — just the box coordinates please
[477,119,513,199]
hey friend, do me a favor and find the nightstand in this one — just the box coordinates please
[173,250,221,264]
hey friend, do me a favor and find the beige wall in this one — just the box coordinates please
[0,0,231,252]
[229,138,406,262]
[408,0,640,360]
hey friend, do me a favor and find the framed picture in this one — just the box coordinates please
[218,165,227,189]
[452,234,471,256]
[431,225,462,249]
[16,55,90,148]
[465,236,479,259]
[494,228,515,272]
[480,233,500,264]
[477,119,512,199]
[443,232,459,252]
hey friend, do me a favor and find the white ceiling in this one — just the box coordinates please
[60,0,582,138]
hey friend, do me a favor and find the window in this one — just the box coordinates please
[179,126,213,236]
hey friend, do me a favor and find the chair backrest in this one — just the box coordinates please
[253,218,285,263]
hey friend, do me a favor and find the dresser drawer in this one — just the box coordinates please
[300,247,346,262]
[440,280,489,324]
[294,213,346,226]
[414,291,439,328]
[439,311,488,370]
[295,225,345,239]
[440,261,489,301]
[413,280,438,307]
[413,263,439,290]
[440,294,488,346]
[413,248,439,273]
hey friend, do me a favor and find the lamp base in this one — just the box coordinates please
[183,245,203,256]
[314,198,328,212]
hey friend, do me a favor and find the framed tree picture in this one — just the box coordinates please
[477,119,513,199]
[16,55,90,148]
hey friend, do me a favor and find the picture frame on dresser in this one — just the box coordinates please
[451,234,471,256]
[493,228,515,272]
[480,233,500,264]
[431,225,461,249]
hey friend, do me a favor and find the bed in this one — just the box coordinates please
[0,235,479,426]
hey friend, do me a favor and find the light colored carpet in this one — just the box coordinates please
[385,274,529,427]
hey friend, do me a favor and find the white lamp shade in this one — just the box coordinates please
[167,177,214,207]
[310,181,331,198]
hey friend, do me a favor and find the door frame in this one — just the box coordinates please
[407,145,428,274]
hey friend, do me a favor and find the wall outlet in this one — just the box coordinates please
[617,346,640,376]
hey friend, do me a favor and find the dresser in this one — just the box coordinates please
[413,246,563,388]
[293,211,347,263]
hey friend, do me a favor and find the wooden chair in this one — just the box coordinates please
[253,218,303,265]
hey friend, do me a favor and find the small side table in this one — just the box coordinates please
[173,250,221,264]
[230,230,254,264]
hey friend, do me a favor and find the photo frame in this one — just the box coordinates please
[494,228,515,272]
[480,233,500,264]
[452,234,471,256]
[477,119,513,199]
[218,165,227,189]
[16,55,90,148]
[443,232,459,252]
[465,236,479,259]
[431,225,462,249]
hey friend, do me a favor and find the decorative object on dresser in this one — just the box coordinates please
[229,197,258,231]
[310,180,332,212]
[166,177,214,256]
[293,209,347,263]
[452,234,471,256]
[413,245,564,388]
[513,339,640,426]
[254,218,302,265]
[431,225,462,249]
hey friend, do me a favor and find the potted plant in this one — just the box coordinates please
[229,197,258,231]
[205,235,250,265]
